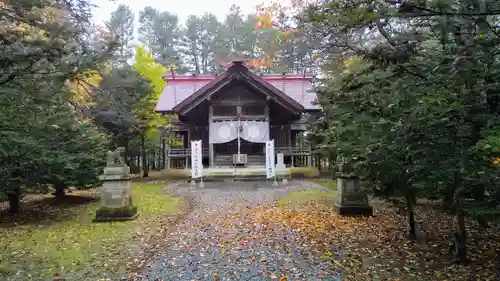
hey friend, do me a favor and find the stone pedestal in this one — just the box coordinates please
[276,153,286,169]
[94,165,137,222]
[334,175,373,216]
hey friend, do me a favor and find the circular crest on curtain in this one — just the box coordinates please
[241,120,269,143]
[209,121,238,143]
[247,123,260,139]
[218,124,231,139]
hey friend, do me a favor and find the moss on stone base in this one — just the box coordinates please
[334,203,373,217]
[94,205,138,222]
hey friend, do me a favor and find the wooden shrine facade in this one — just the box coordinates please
[155,61,321,168]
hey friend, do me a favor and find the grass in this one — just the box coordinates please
[277,179,337,211]
[132,169,190,181]
[278,189,336,211]
[312,179,337,190]
[0,183,182,280]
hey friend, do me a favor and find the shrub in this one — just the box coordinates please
[289,167,320,179]
[162,169,190,180]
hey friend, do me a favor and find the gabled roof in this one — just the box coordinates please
[156,62,321,114]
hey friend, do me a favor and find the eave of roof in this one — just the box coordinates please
[156,63,321,113]
[171,63,304,115]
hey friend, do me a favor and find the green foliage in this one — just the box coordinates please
[0,0,115,211]
[303,0,500,262]
[89,47,173,178]
[91,66,154,143]
[138,7,183,68]
[106,4,135,63]
[134,3,316,74]
[69,126,108,188]
[306,0,500,205]
[40,112,108,193]
[133,46,170,140]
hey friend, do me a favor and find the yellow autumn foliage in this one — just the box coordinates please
[341,56,364,76]
[491,157,500,165]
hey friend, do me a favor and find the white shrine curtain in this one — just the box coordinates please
[209,121,238,144]
[241,120,269,143]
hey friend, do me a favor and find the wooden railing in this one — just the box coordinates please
[275,146,311,155]
[168,147,209,157]
[170,121,192,131]
[168,146,310,157]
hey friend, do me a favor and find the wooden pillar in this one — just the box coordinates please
[167,132,175,169]
[307,144,312,167]
[288,126,292,167]
[209,104,214,167]
[186,129,190,170]
[161,136,166,169]
[166,146,171,169]
[265,97,270,135]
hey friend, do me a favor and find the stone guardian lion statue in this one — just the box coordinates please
[106,147,126,166]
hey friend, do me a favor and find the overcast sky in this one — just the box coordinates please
[91,0,270,26]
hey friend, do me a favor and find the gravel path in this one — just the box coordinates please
[133,181,343,281]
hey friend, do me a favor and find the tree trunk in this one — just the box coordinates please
[495,246,500,281]
[453,188,468,264]
[477,216,489,228]
[472,185,489,228]
[124,146,131,167]
[443,186,456,212]
[7,187,21,214]
[316,154,321,171]
[161,137,166,170]
[406,189,417,239]
[141,135,148,178]
[129,153,139,174]
[53,182,67,199]
[151,152,157,170]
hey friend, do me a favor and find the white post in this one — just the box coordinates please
[273,142,278,186]
[237,115,241,160]
[266,139,278,186]
[199,175,204,187]
[191,140,203,188]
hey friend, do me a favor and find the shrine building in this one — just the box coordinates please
[155,60,320,169]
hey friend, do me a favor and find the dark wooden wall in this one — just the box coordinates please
[168,81,312,168]
[189,126,208,147]
[270,125,291,147]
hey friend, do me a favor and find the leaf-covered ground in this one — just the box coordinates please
[271,183,500,281]
[132,181,342,281]
[0,183,184,280]
[132,180,498,281]
[2,180,498,281]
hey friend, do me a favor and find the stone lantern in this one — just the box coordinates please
[94,147,137,222]
[333,157,373,216]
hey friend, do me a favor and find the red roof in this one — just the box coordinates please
[156,72,320,113]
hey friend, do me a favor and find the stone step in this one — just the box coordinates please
[214,155,266,166]
[190,174,288,182]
